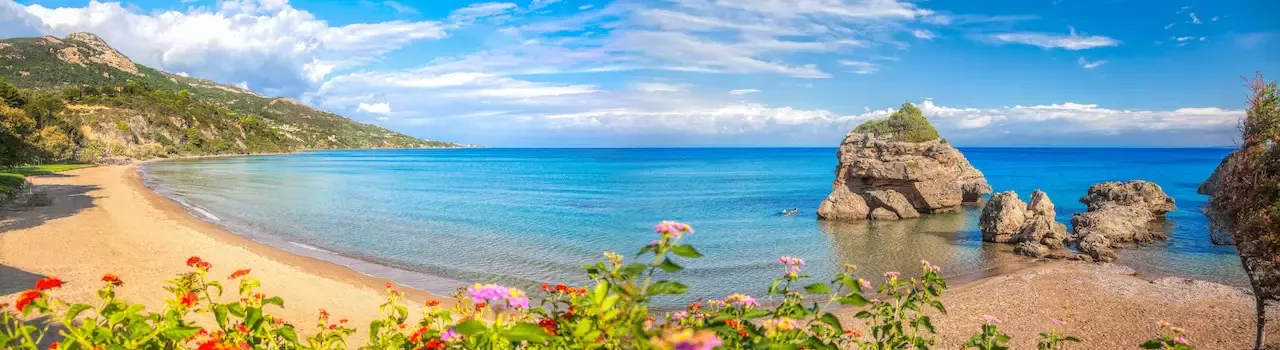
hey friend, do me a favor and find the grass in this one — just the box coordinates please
[0,173,26,196]
[3,163,95,176]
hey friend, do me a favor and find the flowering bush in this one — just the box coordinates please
[1,221,1188,349]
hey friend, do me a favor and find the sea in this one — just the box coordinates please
[141,148,1242,303]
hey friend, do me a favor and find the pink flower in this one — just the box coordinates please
[655,221,693,239]
[441,328,459,341]
[777,256,805,266]
[1174,336,1189,345]
[884,271,900,282]
[1051,319,1065,326]
[858,279,872,289]
[982,315,1001,325]
[466,284,529,309]
[672,311,689,321]
[920,260,940,273]
[725,294,760,308]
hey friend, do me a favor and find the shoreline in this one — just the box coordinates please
[2,162,1276,347]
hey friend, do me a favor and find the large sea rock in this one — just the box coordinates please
[978,190,1069,257]
[1197,151,1237,196]
[1071,180,1176,262]
[818,133,991,221]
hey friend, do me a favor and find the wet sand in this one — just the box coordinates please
[1,164,1274,348]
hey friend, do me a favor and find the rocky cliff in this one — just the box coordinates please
[978,190,1069,257]
[1198,151,1238,196]
[817,131,991,221]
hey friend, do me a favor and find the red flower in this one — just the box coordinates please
[228,269,251,280]
[409,326,429,343]
[474,301,487,310]
[328,324,337,330]
[541,283,552,292]
[424,339,445,349]
[181,291,199,308]
[318,309,329,321]
[15,290,41,312]
[538,318,558,336]
[739,330,749,338]
[34,277,63,291]
[187,256,203,267]
[554,284,568,293]
[0,302,9,310]
[425,299,440,307]
[195,261,212,271]
[236,324,248,334]
[385,281,393,289]
[197,341,238,350]
[101,274,123,287]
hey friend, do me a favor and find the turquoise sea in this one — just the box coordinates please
[142,148,1242,302]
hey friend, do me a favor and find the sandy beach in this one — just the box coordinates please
[2,164,1276,348]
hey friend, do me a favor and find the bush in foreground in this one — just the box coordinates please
[3,221,1193,349]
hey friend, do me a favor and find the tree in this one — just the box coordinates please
[0,78,25,108]
[1208,72,1280,350]
[852,102,940,142]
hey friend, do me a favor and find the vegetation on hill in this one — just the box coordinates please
[853,102,941,143]
[0,33,455,166]
[1207,73,1280,350]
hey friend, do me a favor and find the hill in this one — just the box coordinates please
[0,33,455,164]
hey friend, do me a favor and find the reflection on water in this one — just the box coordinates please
[818,208,1029,284]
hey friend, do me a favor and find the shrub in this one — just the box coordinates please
[853,102,940,143]
[2,222,1186,350]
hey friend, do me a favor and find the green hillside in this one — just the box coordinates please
[0,32,454,165]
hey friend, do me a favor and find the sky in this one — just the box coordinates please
[1,0,1277,147]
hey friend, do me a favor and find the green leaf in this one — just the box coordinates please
[621,263,647,276]
[1140,340,1164,349]
[454,319,486,336]
[262,296,284,307]
[671,244,702,258]
[502,322,551,343]
[919,316,935,334]
[657,258,684,273]
[818,312,842,330]
[928,300,947,314]
[572,320,592,337]
[279,326,298,342]
[65,303,93,320]
[636,245,656,257]
[854,311,872,319]
[803,283,830,295]
[645,281,688,296]
[160,326,202,340]
[1064,336,1082,342]
[213,304,228,328]
[369,320,383,337]
[838,294,869,306]
[245,307,263,330]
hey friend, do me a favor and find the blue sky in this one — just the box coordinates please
[2,0,1277,147]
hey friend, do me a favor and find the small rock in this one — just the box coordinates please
[817,186,870,221]
[869,207,899,220]
[865,190,920,219]
[1078,233,1117,263]
[1014,241,1050,258]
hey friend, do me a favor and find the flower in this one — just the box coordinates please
[319,309,330,321]
[506,288,530,309]
[857,279,872,289]
[49,342,59,349]
[844,329,863,338]
[409,326,428,343]
[1158,320,1171,328]
[538,318,558,335]
[425,299,441,307]
[724,294,760,308]
[467,284,528,309]
[101,274,123,287]
[671,311,689,321]
[778,256,805,266]
[228,269,251,280]
[15,289,41,312]
[761,317,800,332]
[1175,336,1190,345]
[654,221,694,239]
[884,271,900,283]
[424,339,445,349]
[921,260,940,273]
[187,256,203,267]
[982,315,1001,325]
[181,292,199,308]
[1052,319,1065,326]
[35,277,63,291]
[0,302,8,310]
[440,328,459,341]
[541,283,552,292]
[604,251,624,266]
[651,328,722,350]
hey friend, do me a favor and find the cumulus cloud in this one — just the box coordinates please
[0,0,47,38]
[357,102,392,115]
[21,0,448,97]
[986,27,1120,50]
[911,29,935,40]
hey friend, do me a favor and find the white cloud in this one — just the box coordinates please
[1188,12,1201,24]
[987,27,1120,50]
[911,29,935,40]
[21,0,449,97]
[1211,16,1219,21]
[383,1,419,15]
[529,0,562,10]
[838,60,879,74]
[448,2,516,23]
[1077,57,1106,69]
[578,4,594,11]
[236,81,250,90]
[729,89,760,95]
[357,102,392,115]
[1163,22,1175,30]
[0,0,47,38]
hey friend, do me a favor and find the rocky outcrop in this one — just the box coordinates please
[817,133,991,221]
[979,190,1069,257]
[1198,151,1238,196]
[59,32,141,76]
[1071,180,1176,262]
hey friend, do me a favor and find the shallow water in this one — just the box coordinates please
[142,148,1242,302]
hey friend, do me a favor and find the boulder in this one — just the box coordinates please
[869,208,899,221]
[1078,233,1117,262]
[1079,180,1175,214]
[979,190,1068,247]
[818,132,991,221]
[1013,241,1050,258]
[978,191,1027,243]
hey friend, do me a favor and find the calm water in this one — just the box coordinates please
[142,148,1243,302]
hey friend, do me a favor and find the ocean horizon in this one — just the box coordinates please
[141,147,1242,304]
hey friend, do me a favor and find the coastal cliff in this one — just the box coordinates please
[818,103,991,221]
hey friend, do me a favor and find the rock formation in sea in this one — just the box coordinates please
[817,103,991,221]
[1071,180,1176,262]
[978,190,1069,257]
[1198,151,1238,196]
